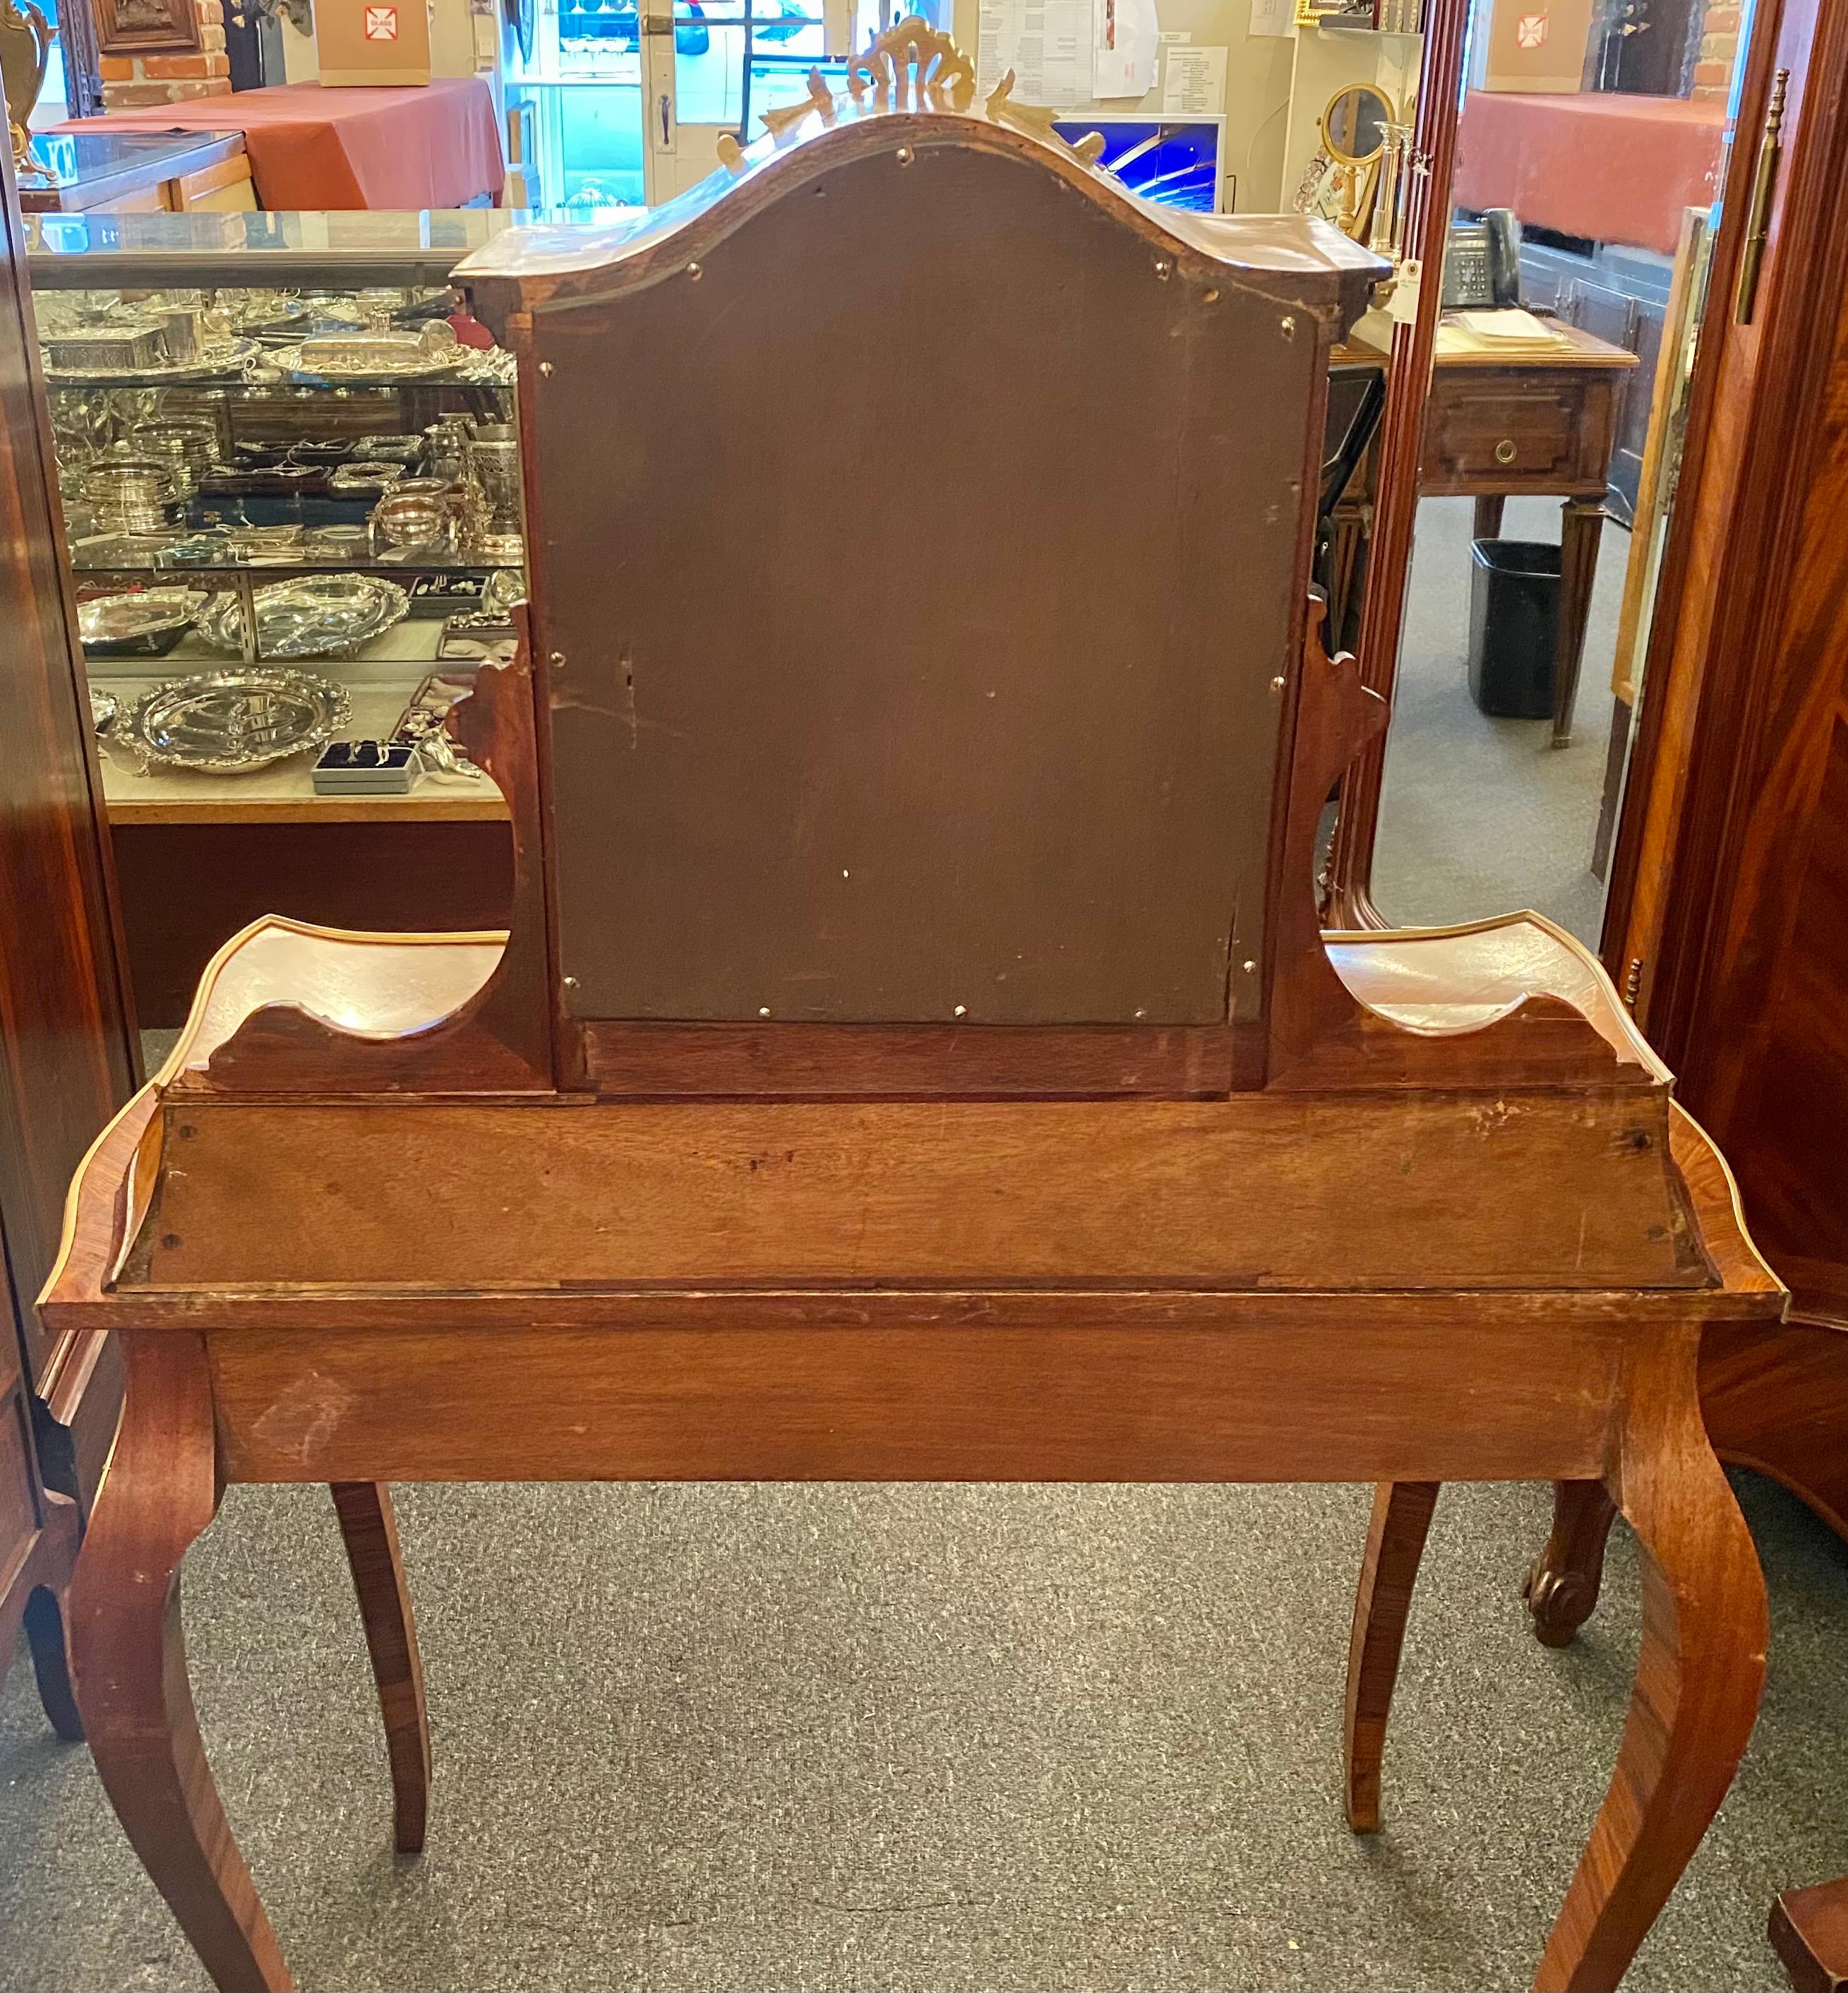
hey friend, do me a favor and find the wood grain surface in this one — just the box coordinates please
[67,1333,293,1993]
[0,143,137,1498]
[1343,1480,1440,1833]
[330,1483,430,1856]
[136,1089,1708,1293]
[207,1309,1631,1485]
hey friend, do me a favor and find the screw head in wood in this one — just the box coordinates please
[1280,315,1297,340]
[686,261,704,280]
[539,359,555,376]
[896,146,914,164]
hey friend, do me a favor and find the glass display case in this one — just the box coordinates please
[29,210,529,803]
[24,209,552,1024]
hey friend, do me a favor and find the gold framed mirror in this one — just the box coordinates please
[1322,81,1394,167]
[1314,84,1396,240]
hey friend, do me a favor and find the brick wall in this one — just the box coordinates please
[99,0,230,105]
[1691,0,1741,101]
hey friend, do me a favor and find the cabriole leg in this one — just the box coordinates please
[68,1333,293,1993]
[1525,1480,1619,1648]
[330,1481,431,1854]
[1343,1479,1440,1831]
[1533,1332,1768,1993]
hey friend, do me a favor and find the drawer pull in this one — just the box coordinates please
[1494,438,1517,465]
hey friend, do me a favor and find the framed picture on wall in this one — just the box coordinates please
[93,0,201,55]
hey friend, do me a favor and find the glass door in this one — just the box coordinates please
[640,0,852,202]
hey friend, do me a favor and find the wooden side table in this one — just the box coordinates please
[1333,323,1639,746]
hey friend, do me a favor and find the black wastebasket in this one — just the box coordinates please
[1467,538,1560,720]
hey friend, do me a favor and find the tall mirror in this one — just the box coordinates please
[1330,0,1756,963]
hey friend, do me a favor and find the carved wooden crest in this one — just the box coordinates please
[846,13,974,108]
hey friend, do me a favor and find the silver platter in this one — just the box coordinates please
[44,335,263,383]
[196,575,411,661]
[89,687,119,736]
[78,587,207,647]
[124,669,352,773]
[288,328,461,381]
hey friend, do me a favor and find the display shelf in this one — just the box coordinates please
[94,672,509,827]
[24,208,531,293]
[73,551,517,578]
[44,369,514,393]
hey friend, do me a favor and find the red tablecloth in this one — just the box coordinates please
[52,77,503,211]
[1454,91,1725,257]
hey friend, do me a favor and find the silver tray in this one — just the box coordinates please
[78,587,208,654]
[89,688,119,736]
[123,669,352,773]
[287,326,460,381]
[196,575,411,661]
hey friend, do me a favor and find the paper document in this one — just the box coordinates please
[978,0,1090,104]
[1249,0,1294,37]
[1161,42,1227,114]
[1093,0,1159,98]
[1450,308,1571,346]
[1437,309,1575,357]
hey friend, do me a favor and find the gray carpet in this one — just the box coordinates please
[1372,495,1626,945]
[4,1473,1848,1993]
[6,502,1842,1993]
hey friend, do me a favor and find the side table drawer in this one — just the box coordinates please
[1421,373,1607,493]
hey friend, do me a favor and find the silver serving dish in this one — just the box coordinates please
[289,322,460,381]
[211,288,306,331]
[123,669,352,774]
[328,458,406,493]
[301,524,371,562]
[218,524,304,562]
[89,688,119,736]
[78,587,208,656]
[196,575,411,661]
[353,433,426,464]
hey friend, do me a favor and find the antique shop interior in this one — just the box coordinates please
[5,0,1848,1985]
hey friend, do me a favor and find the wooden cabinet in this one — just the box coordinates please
[0,1235,83,1742]
[0,133,138,1587]
[19,131,253,215]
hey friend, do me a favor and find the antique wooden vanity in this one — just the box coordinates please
[44,30,1783,1993]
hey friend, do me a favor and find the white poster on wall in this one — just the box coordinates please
[1160,40,1228,112]
[1093,0,1160,98]
[1248,0,1294,36]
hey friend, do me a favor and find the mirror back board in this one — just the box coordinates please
[476,114,1379,1083]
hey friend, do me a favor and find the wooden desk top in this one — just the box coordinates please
[1335,318,1641,373]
